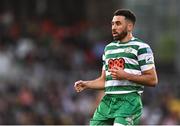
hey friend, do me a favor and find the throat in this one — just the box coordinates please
[121,34,133,42]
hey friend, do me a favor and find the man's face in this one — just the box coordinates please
[111,16,129,41]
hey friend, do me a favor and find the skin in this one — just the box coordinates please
[74,15,158,93]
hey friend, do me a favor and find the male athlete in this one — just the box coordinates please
[74,9,158,125]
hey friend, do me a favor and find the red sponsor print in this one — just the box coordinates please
[108,58,125,69]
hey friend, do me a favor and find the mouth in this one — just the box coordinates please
[112,32,118,36]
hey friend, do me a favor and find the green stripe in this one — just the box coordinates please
[138,48,147,55]
[106,75,112,81]
[105,65,108,70]
[106,53,137,60]
[139,59,153,66]
[138,60,146,66]
[125,63,140,70]
[105,45,139,52]
[105,85,144,92]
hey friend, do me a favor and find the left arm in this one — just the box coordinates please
[109,66,158,87]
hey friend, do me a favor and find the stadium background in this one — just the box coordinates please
[0,0,180,124]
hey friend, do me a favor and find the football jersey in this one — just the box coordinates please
[102,37,155,94]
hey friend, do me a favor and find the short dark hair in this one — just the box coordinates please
[113,9,136,25]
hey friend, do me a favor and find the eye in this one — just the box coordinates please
[116,21,121,26]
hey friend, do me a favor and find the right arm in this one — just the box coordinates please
[74,69,106,92]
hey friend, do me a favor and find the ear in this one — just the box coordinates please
[127,22,134,32]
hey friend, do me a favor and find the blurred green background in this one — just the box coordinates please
[0,0,180,124]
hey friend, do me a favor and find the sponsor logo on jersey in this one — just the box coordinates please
[145,54,154,64]
[124,47,133,53]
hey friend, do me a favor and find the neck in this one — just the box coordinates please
[121,32,133,42]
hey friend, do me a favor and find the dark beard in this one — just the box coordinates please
[113,30,128,41]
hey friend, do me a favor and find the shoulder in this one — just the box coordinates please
[131,37,151,49]
[105,41,117,47]
[104,41,117,51]
[132,38,154,55]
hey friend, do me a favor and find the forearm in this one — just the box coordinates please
[125,72,158,87]
[85,77,105,90]
[110,67,158,87]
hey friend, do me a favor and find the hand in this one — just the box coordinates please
[109,66,128,80]
[74,80,88,92]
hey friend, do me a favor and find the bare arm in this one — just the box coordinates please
[109,66,158,87]
[74,69,106,92]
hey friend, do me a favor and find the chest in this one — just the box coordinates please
[105,46,138,60]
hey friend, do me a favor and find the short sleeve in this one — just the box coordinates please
[138,44,155,72]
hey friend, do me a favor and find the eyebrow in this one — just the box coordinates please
[111,21,121,24]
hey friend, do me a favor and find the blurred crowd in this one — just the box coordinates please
[0,10,180,125]
[0,10,106,125]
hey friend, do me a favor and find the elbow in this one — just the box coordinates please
[149,78,158,87]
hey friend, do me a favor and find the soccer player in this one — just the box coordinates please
[74,9,158,125]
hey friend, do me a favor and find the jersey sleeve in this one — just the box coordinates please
[137,44,155,72]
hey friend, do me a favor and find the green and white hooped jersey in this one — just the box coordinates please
[102,37,155,94]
